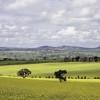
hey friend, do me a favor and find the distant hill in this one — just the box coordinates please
[0,45,100,60]
[96,46,100,49]
[0,45,100,51]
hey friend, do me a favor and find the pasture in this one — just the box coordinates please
[0,62,100,78]
[0,62,100,100]
[0,77,100,100]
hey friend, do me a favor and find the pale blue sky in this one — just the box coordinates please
[0,0,100,48]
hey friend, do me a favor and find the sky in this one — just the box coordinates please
[0,0,100,48]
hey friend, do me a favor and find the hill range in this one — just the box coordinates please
[0,45,100,60]
[0,45,100,51]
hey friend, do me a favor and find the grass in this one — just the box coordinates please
[0,62,100,100]
[0,62,100,78]
[0,77,100,100]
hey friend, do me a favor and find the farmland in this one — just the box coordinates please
[0,77,100,100]
[0,62,100,100]
[0,62,100,78]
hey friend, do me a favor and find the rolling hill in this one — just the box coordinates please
[0,45,100,60]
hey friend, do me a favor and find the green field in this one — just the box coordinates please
[0,77,100,100]
[0,62,100,78]
[0,62,100,100]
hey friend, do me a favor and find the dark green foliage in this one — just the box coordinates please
[48,76,50,78]
[78,76,80,79]
[0,55,100,66]
[93,56,98,62]
[68,76,70,79]
[84,76,86,79]
[82,57,87,62]
[54,70,67,82]
[17,68,31,78]
[75,56,80,62]
[64,57,70,62]
[94,77,100,79]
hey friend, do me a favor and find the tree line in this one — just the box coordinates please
[0,56,100,65]
[64,56,100,62]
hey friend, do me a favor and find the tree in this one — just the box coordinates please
[17,68,31,78]
[75,56,80,62]
[43,56,47,60]
[54,70,67,82]
[93,56,98,62]
[64,57,69,62]
[84,57,87,62]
